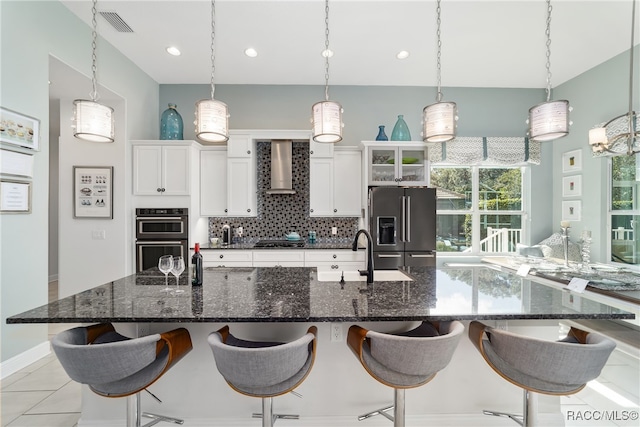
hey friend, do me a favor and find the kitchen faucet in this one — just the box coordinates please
[352,229,374,284]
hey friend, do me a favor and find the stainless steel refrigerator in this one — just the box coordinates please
[369,187,436,269]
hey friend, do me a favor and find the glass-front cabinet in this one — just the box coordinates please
[362,141,428,186]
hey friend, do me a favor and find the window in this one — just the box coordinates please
[609,154,640,265]
[431,166,526,254]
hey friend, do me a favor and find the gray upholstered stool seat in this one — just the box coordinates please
[208,325,317,427]
[347,321,464,427]
[469,321,617,426]
[52,323,192,427]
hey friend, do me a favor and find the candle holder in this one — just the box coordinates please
[560,223,570,267]
[580,230,593,273]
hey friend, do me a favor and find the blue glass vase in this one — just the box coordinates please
[391,115,411,141]
[375,125,388,141]
[160,103,184,140]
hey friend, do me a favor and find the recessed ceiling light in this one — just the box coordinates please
[396,50,410,60]
[244,48,258,58]
[321,49,334,58]
[166,46,181,56]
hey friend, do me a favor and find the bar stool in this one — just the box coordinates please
[347,321,464,427]
[51,323,192,427]
[207,325,317,427]
[468,321,616,427]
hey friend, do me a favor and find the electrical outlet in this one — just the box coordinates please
[331,227,337,235]
[330,323,343,342]
[91,230,106,240]
[495,321,508,331]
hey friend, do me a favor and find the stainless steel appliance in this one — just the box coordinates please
[369,187,436,269]
[135,208,189,273]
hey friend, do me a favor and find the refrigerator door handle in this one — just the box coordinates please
[406,196,411,242]
[401,196,406,242]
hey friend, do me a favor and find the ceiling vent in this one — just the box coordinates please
[99,11,134,33]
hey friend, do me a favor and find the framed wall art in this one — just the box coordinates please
[0,179,32,213]
[562,200,582,222]
[73,166,113,219]
[562,149,582,173]
[0,149,34,178]
[0,107,40,151]
[562,174,582,197]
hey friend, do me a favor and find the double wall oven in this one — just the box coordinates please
[135,208,189,273]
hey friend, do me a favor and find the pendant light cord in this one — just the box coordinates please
[90,0,99,102]
[435,0,443,102]
[324,0,331,102]
[210,0,217,100]
[544,0,553,103]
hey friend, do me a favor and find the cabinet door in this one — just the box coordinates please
[227,134,252,158]
[162,146,190,195]
[398,147,428,186]
[309,139,334,158]
[227,157,256,216]
[333,150,361,216]
[309,158,334,216]
[368,147,400,186]
[200,150,227,216]
[133,145,163,195]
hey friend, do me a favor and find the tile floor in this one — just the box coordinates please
[1,283,638,427]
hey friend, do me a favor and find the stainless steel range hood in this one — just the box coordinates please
[266,140,296,195]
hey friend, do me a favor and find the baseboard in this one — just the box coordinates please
[0,341,51,379]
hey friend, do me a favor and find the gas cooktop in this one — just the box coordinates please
[253,240,305,248]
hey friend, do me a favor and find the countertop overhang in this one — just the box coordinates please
[7,266,635,324]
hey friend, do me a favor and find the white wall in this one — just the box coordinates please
[1,0,159,364]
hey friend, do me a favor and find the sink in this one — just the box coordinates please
[316,270,413,282]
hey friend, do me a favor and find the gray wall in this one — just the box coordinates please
[1,1,158,364]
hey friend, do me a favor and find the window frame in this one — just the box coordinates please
[607,156,640,269]
[431,164,530,256]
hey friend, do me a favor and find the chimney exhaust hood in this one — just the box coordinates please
[266,140,296,195]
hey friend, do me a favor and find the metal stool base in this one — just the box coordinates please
[141,412,184,427]
[482,409,524,426]
[482,389,537,427]
[356,388,405,427]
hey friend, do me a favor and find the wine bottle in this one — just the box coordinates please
[191,243,203,286]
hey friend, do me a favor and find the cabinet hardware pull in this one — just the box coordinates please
[247,150,251,154]
[333,254,337,259]
[157,188,162,192]
[333,209,337,213]
[219,255,224,259]
[310,209,314,213]
[310,150,314,154]
[247,208,251,212]
[224,209,228,213]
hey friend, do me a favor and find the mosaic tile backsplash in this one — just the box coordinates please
[209,141,360,241]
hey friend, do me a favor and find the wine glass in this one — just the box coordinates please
[158,255,174,292]
[171,256,185,293]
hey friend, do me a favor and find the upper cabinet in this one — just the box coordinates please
[310,147,361,217]
[200,148,227,216]
[362,141,429,187]
[132,141,192,195]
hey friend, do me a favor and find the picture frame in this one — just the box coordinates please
[0,107,40,151]
[0,149,34,178]
[73,166,113,219]
[0,179,32,213]
[562,149,582,173]
[562,200,582,221]
[562,174,582,197]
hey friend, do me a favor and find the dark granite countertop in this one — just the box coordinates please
[7,266,635,324]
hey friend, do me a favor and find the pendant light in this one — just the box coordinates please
[72,0,114,143]
[527,0,571,142]
[422,0,458,144]
[588,0,639,155]
[195,0,229,144]
[311,0,343,144]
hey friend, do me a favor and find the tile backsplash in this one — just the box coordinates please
[209,141,360,241]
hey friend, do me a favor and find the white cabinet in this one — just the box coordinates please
[304,250,365,271]
[133,142,191,195]
[201,250,253,267]
[226,134,256,217]
[362,141,428,187]
[200,149,227,216]
[253,251,305,267]
[309,139,334,158]
[310,148,361,217]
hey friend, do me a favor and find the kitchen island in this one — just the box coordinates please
[7,265,638,426]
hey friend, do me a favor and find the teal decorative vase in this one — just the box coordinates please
[160,103,184,140]
[375,125,388,141]
[391,115,411,141]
